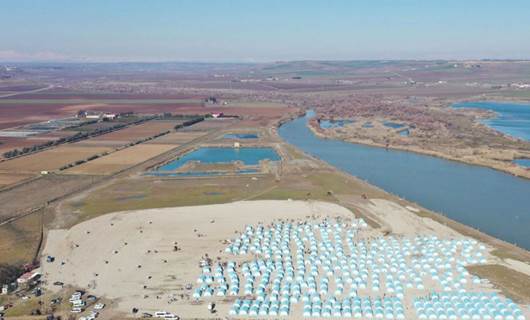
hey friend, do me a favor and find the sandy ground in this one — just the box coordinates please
[41,200,353,317]
[357,199,461,238]
[40,199,530,319]
[503,258,530,277]
[359,198,530,277]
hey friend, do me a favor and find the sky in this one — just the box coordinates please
[1,0,530,62]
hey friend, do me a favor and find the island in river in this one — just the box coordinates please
[311,99,530,179]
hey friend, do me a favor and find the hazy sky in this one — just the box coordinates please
[1,0,529,62]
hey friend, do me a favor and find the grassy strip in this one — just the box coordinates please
[467,264,530,304]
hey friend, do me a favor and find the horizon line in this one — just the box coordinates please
[3,58,530,65]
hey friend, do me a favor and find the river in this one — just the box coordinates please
[453,101,530,141]
[279,111,530,250]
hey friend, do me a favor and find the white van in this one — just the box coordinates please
[154,311,168,318]
[72,300,86,307]
[69,293,82,301]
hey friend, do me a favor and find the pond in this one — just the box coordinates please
[319,119,353,129]
[223,133,259,139]
[513,158,530,168]
[156,147,280,172]
[383,121,405,129]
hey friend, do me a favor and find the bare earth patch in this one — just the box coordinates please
[41,200,352,317]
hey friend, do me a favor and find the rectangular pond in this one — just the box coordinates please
[156,147,280,172]
[223,133,259,139]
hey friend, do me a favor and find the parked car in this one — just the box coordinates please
[94,303,105,310]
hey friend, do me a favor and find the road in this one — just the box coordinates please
[0,84,54,98]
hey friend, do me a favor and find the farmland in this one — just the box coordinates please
[0,174,101,221]
[0,136,53,159]
[0,145,112,173]
[87,120,176,144]
[64,143,176,175]
[0,172,34,187]
[0,118,190,187]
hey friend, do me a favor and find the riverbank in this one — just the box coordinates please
[308,119,530,180]
[276,117,530,306]
[287,133,530,264]
[279,111,530,253]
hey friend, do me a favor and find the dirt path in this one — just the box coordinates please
[0,85,54,98]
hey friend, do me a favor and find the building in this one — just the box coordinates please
[77,110,118,120]
[1,284,8,295]
[17,269,41,286]
[103,113,117,120]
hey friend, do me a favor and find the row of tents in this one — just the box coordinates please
[193,218,525,318]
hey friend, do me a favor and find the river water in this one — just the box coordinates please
[453,101,530,141]
[279,111,530,250]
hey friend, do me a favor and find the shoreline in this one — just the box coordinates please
[308,119,530,180]
[305,95,530,180]
[275,112,530,264]
[452,98,530,145]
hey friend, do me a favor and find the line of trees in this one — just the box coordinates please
[3,116,156,159]
[174,117,205,130]
[0,263,24,285]
[3,114,202,160]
